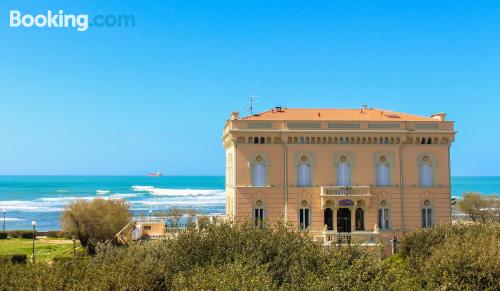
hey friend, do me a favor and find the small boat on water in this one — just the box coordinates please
[146,172,162,177]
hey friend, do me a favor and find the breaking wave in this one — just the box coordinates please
[132,186,225,197]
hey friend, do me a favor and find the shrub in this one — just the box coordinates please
[400,222,500,289]
[0,232,7,239]
[20,232,35,239]
[61,198,131,254]
[8,230,35,239]
[0,221,499,290]
[0,254,27,264]
[45,231,68,238]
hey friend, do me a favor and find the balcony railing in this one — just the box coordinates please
[323,230,381,246]
[321,186,371,197]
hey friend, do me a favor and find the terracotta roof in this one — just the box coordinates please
[240,108,437,122]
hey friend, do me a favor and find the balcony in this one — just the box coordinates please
[320,186,371,209]
[321,186,371,197]
[322,230,380,246]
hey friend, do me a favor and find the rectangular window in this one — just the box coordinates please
[144,226,152,231]
[252,164,266,186]
[378,208,390,229]
[297,164,311,186]
[299,208,310,230]
[337,163,351,186]
[254,208,264,226]
[419,164,433,187]
[376,164,390,186]
[422,208,433,228]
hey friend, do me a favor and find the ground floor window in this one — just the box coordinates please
[299,208,310,230]
[355,208,364,230]
[378,201,390,229]
[422,200,433,228]
[324,208,333,230]
[254,208,264,226]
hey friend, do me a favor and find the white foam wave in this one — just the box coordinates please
[96,190,111,195]
[0,200,64,212]
[132,186,155,192]
[109,193,140,199]
[3,217,22,221]
[132,186,225,197]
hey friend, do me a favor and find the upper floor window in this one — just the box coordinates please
[298,200,310,230]
[297,155,312,186]
[376,155,390,186]
[252,155,267,186]
[422,200,433,228]
[419,155,433,187]
[378,200,391,229]
[337,155,351,186]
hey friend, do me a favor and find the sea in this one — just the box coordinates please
[0,176,498,231]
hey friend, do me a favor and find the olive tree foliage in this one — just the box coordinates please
[61,198,131,253]
[400,222,500,290]
[1,221,499,290]
[457,192,500,222]
[0,221,415,290]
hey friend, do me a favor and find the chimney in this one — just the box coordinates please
[231,111,239,120]
[431,112,446,121]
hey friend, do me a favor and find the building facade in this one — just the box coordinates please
[222,107,456,241]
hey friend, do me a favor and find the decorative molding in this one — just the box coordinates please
[328,123,360,129]
[368,123,400,129]
[247,122,272,129]
[416,124,439,130]
[287,122,321,129]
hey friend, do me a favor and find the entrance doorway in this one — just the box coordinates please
[337,208,351,232]
[324,208,333,230]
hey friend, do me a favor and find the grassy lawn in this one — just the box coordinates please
[0,238,83,262]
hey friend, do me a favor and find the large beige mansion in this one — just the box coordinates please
[222,107,455,241]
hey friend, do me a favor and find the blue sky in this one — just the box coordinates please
[1,1,499,176]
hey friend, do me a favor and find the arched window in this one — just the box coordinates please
[355,208,364,231]
[378,200,390,229]
[297,155,312,186]
[336,155,351,186]
[252,155,267,186]
[419,155,433,187]
[298,200,310,230]
[376,155,390,186]
[422,200,433,228]
[254,200,265,226]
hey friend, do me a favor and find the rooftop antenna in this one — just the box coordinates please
[249,96,259,115]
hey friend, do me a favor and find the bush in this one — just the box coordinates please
[45,231,68,238]
[400,222,500,289]
[0,221,499,289]
[0,232,7,239]
[20,232,35,239]
[8,230,35,239]
[0,254,27,264]
[61,198,131,254]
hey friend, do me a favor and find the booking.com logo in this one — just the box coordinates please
[9,10,135,32]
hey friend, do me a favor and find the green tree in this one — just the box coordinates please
[61,198,131,254]
[457,192,499,222]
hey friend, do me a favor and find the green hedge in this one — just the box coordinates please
[8,230,35,239]
[0,254,27,264]
[0,222,498,289]
[0,232,8,239]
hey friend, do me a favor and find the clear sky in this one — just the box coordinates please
[1,1,499,176]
